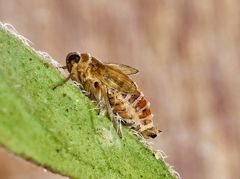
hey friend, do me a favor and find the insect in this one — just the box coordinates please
[53,52,161,139]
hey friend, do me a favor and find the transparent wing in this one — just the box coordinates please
[105,63,139,75]
[92,60,137,94]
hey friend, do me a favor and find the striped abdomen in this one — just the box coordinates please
[108,89,160,139]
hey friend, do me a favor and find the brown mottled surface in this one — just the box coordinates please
[0,1,240,179]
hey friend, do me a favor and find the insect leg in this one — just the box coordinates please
[52,74,72,90]
[83,80,104,114]
[100,85,123,138]
[60,66,68,69]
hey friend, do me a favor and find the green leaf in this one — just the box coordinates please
[0,25,176,179]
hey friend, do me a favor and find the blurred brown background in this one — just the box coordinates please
[0,0,240,179]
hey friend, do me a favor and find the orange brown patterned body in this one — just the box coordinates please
[108,89,159,138]
[54,52,160,139]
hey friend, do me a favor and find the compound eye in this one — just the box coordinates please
[66,53,80,64]
[149,133,157,138]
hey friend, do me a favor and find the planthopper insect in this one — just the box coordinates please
[53,52,161,139]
